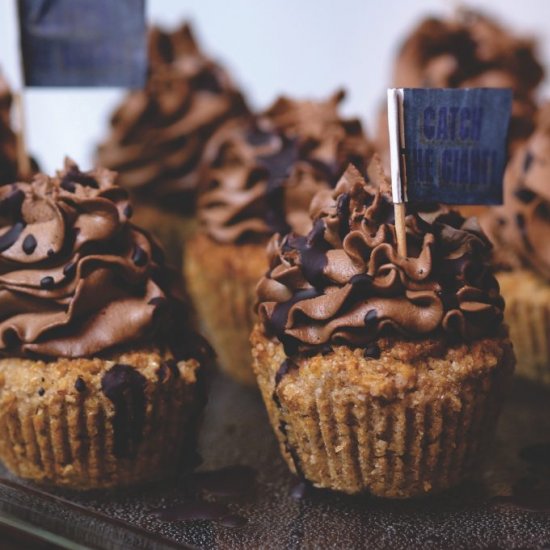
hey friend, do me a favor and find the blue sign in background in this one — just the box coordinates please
[19,0,147,87]
[402,88,512,205]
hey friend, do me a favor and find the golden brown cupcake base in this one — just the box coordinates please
[251,325,514,498]
[131,201,197,268]
[498,269,550,386]
[0,347,201,489]
[184,233,266,385]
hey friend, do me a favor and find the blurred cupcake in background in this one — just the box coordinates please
[482,103,550,386]
[376,8,544,219]
[96,23,249,265]
[252,160,515,498]
[0,71,38,183]
[185,91,373,385]
[0,159,211,489]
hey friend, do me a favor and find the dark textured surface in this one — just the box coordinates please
[1,372,550,550]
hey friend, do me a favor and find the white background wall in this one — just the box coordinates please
[1,0,549,173]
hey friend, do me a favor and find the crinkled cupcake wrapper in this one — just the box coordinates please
[498,271,550,386]
[0,364,199,490]
[185,235,265,385]
[254,339,512,498]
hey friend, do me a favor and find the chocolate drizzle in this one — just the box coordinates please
[185,465,257,497]
[272,358,303,478]
[152,501,246,528]
[150,465,256,528]
[156,359,179,382]
[258,135,298,236]
[74,376,86,393]
[0,222,25,252]
[257,158,504,356]
[101,363,147,459]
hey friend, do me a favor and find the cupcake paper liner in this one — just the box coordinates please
[251,325,514,498]
[185,233,267,385]
[498,269,550,386]
[0,352,201,489]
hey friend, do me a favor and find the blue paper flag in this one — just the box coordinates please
[18,0,146,87]
[401,88,512,205]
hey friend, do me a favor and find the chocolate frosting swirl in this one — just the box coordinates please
[378,9,544,158]
[96,23,249,213]
[257,158,504,355]
[0,159,208,360]
[481,103,550,280]
[197,91,373,244]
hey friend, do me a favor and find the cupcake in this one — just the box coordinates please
[252,159,515,498]
[376,8,544,190]
[96,23,249,265]
[0,159,210,489]
[481,103,550,385]
[185,91,373,385]
[0,72,37,183]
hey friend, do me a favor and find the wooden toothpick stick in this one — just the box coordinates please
[393,202,407,257]
[13,92,31,179]
[387,88,408,258]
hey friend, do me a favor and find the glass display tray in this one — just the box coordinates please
[1,371,549,550]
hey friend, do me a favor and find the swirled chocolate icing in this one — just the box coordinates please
[379,9,544,157]
[0,159,208,360]
[197,91,373,244]
[481,104,550,280]
[96,23,249,213]
[256,158,504,356]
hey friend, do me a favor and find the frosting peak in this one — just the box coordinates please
[96,23,249,212]
[197,92,373,244]
[257,158,504,356]
[0,159,206,360]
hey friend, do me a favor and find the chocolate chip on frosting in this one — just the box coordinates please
[22,234,37,255]
[62,262,76,279]
[40,276,54,289]
[257,157,504,356]
[132,244,148,267]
